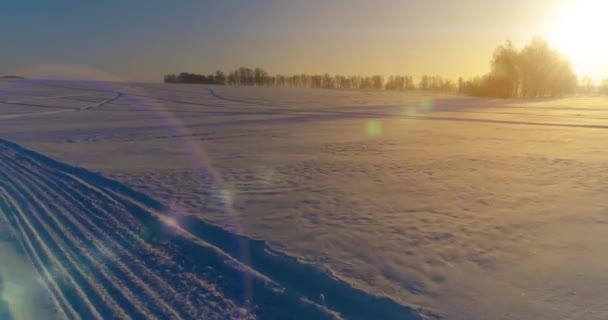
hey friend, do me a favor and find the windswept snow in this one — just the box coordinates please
[1,79,608,319]
[0,138,427,319]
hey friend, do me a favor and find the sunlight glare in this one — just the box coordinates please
[547,0,608,82]
[162,216,180,230]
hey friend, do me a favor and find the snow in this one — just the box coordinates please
[1,79,608,319]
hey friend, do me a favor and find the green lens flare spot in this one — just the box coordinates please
[139,226,151,241]
[366,120,383,136]
[420,96,433,111]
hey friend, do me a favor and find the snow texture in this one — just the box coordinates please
[2,79,608,319]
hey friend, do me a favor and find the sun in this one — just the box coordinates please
[546,0,608,82]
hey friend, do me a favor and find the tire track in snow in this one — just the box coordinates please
[0,153,164,319]
[0,157,118,319]
[0,85,122,119]
[4,93,93,104]
[0,139,427,320]
[4,151,227,319]
[0,146,241,319]
[0,141,332,319]
[0,191,78,320]
[0,178,100,319]
[81,92,122,110]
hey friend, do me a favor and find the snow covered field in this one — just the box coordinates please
[1,79,608,319]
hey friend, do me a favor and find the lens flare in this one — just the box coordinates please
[420,96,433,111]
[366,119,383,136]
[15,65,254,308]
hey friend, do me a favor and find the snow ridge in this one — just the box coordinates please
[0,139,424,320]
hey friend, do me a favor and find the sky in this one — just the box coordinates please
[1,0,603,82]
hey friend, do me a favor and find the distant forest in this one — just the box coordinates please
[1,75,25,79]
[165,38,607,98]
[164,70,456,92]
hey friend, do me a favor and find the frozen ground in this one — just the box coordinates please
[1,79,608,319]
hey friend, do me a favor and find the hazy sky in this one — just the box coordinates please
[1,0,580,82]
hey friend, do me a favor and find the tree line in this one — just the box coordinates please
[579,76,608,95]
[164,68,456,92]
[164,38,598,98]
[1,75,24,79]
[458,38,578,98]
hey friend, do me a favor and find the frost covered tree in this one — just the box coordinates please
[461,38,577,98]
